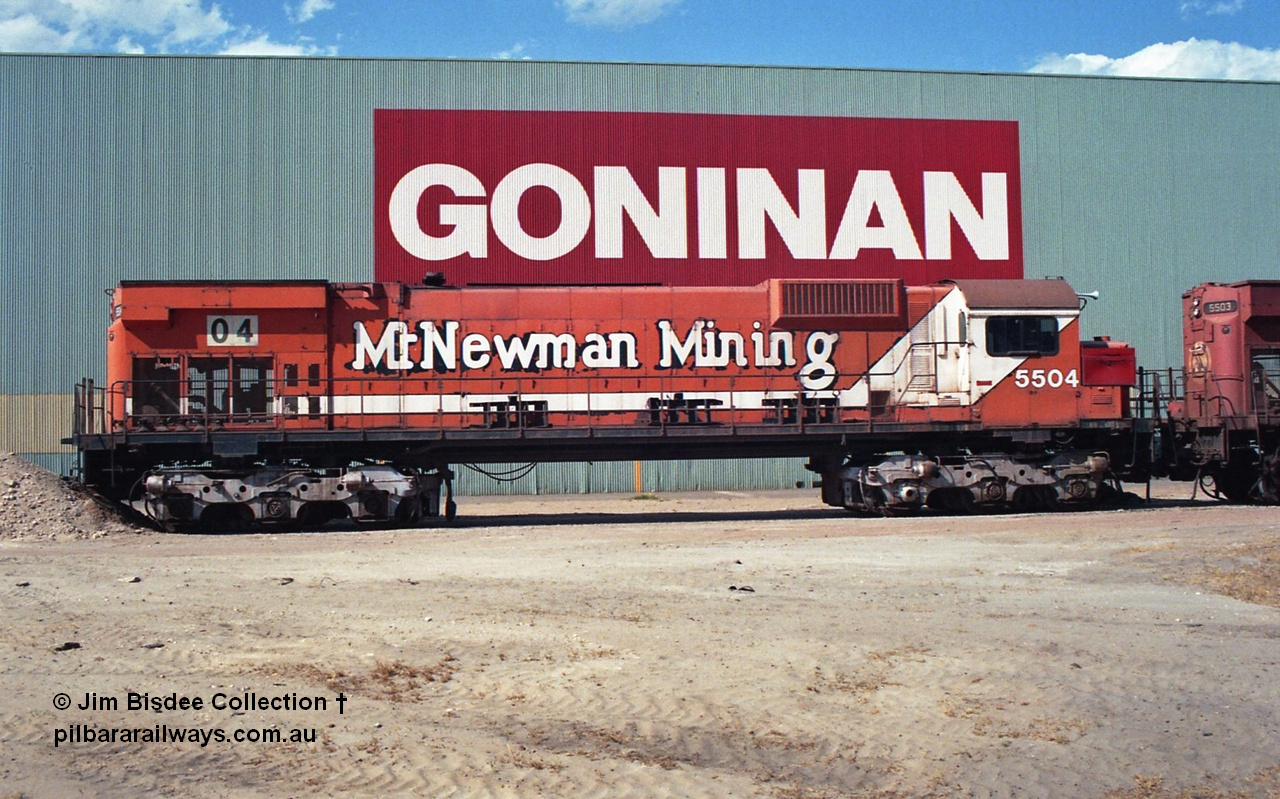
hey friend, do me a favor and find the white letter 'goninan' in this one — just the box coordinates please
[491,164,591,261]
[388,164,488,260]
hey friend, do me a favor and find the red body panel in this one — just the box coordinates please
[1081,338,1136,386]
[1181,281,1280,424]
[103,278,1129,440]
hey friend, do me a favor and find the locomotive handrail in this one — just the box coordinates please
[1133,367,1186,420]
[97,351,1144,443]
[104,370,868,438]
[861,335,970,398]
[71,379,107,438]
[1201,370,1243,419]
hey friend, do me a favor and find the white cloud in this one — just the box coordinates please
[1031,38,1280,81]
[559,0,681,28]
[493,40,535,60]
[0,0,230,52]
[0,0,336,54]
[289,0,334,24]
[219,33,335,56]
[0,12,82,51]
[1180,0,1246,16]
[220,33,306,55]
[1207,0,1246,14]
[114,34,145,53]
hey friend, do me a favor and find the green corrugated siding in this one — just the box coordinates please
[455,459,815,496]
[5,54,1280,489]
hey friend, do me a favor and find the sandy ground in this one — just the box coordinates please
[2,475,1279,798]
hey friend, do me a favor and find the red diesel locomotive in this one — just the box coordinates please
[69,277,1280,530]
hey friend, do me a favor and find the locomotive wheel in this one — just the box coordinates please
[395,496,423,525]
[1214,457,1262,502]
[198,504,254,534]
[861,486,888,516]
[1262,450,1280,503]
[1042,488,1062,511]
[1214,473,1256,502]
[927,487,975,514]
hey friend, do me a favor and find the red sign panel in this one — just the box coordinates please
[374,110,1022,286]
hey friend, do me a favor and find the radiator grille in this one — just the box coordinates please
[780,280,901,318]
[772,279,905,330]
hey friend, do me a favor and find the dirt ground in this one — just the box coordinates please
[2,464,1279,798]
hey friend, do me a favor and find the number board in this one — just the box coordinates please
[206,315,259,347]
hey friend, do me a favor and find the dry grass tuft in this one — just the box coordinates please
[1120,532,1280,610]
[1198,539,1280,608]
[816,667,896,701]
[1102,768,1280,798]
[940,694,1089,744]
[968,713,1089,743]
[503,744,565,772]
[807,646,930,701]
[579,725,682,769]
[267,654,458,702]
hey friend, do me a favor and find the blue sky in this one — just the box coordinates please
[1,0,1278,80]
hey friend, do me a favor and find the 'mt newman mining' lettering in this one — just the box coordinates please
[389,164,1009,263]
[352,320,642,372]
[350,319,841,390]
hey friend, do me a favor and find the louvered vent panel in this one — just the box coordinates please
[772,279,906,330]
[781,280,900,318]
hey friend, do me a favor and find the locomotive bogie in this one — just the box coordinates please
[134,464,442,531]
[820,450,1111,516]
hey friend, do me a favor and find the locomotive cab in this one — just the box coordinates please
[853,278,1133,427]
[1182,281,1280,423]
[1176,280,1280,500]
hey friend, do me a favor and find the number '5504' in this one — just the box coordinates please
[1013,368,1079,389]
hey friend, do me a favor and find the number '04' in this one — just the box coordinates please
[206,315,259,347]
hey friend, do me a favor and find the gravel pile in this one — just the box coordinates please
[0,453,144,540]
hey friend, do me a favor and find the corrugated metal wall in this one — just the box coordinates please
[455,459,815,496]
[4,54,1279,491]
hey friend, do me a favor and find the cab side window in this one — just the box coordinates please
[986,316,1059,357]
